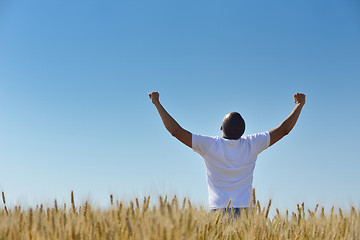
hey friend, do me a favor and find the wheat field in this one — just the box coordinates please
[1,191,359,240]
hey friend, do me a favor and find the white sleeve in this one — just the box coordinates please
[248,132,270,154]
[192,134,217,157]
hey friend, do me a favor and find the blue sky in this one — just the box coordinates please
[0,0,359,213]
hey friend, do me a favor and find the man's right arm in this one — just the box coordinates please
[269,93,306,147]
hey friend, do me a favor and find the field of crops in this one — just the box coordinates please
[1,191,359,239]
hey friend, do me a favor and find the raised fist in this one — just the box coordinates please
[149,92,160,104]
[294,93,306,105]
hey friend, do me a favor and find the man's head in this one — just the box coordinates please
[220,112,245,140]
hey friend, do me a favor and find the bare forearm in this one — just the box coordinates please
[280,103,304,134]
[269,93,306,146]
[149,91,192,148]
[154,101,182,136]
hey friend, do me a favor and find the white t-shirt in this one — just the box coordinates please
[192,132,270,209]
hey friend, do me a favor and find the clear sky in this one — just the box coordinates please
[0,0,359,213]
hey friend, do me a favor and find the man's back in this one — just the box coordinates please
[192,132,270,209]
[149,91,305,210]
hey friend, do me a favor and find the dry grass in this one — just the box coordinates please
[1,191,359,239]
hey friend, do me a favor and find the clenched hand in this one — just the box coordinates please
[294,93,306,105]
[149,92,160,104]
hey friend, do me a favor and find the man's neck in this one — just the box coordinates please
[221,133,240,140]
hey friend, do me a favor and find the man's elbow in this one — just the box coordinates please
[282,128,291,136]
[278,123,292,136]
[170,126,185,138]
[170,129,179,137]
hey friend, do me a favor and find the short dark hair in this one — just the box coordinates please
[222,112,245,140]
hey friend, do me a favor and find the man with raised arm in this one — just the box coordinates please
[149,92,306,215]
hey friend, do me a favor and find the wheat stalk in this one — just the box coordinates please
[0,193,359,239]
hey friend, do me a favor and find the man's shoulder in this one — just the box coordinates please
[192,134,220,155]
[242,132,270,140]
[241,132,271,153]
[192,133,219,140]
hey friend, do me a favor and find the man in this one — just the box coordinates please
[149,92,306,215]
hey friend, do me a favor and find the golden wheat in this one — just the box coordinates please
[0,191,359,239]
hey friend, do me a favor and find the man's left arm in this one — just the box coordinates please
[149,92,192,148]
